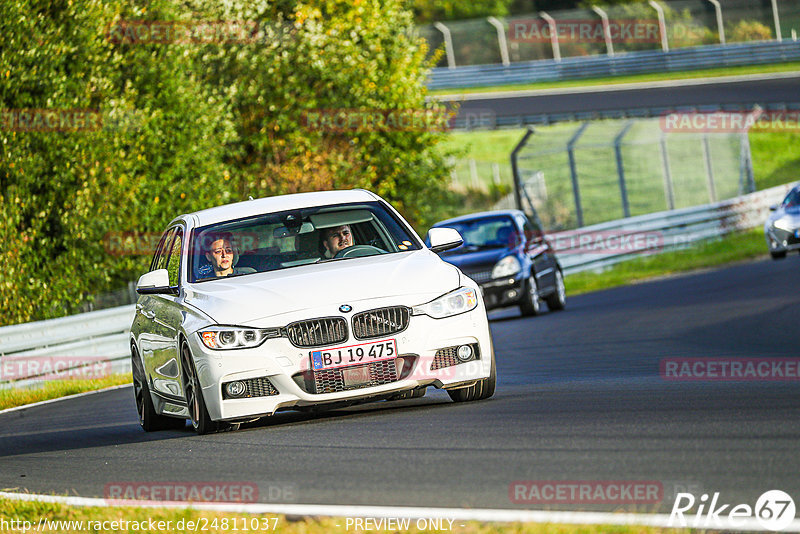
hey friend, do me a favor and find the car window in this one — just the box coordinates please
[150,228,175,272]
[165,228,183,287]
[189,201,420,283]
[437,216,517,252]
[782,189,800,208]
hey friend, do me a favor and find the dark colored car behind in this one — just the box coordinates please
[429,209,565,316]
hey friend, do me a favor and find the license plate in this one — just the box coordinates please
[310,339,397,371]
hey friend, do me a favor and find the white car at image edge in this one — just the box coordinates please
[130,189,495,434]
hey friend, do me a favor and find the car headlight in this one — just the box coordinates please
[774,217,797,232]
[197,326,280,350]
[412,287,478,319]
[491,255,521,279]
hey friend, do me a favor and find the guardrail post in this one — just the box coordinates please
[707,0,725,45]
[702,135,717,203]
[511,127,535,212]
[539,12,561,62]
[487,17,510,66]
[433,22,457,68]
[614,121,634,218]
[567,122,589,227]
[771,0,783,42]
[648,0,669,52]
[591,6,615,57]
[659,133,675,210]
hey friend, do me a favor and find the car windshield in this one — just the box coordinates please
[782,188,800,208]
[436,216,517,253]
[189,201,420,283]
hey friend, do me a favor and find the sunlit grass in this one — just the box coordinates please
[0,374,131,411]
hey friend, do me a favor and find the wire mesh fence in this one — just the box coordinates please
[417,0,800,68]
[510,118,754,231]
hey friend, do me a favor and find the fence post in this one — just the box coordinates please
[702,135,717,203]
[539,12,561,62]
[492,163,501,186]
[567,122,589,227]
[648,0,669,52]
[511,127,536,212]
[614,121,634,218]
[771,0,783,42]
[659,133,675,210]
[739,133,756,194]
[487,17,510,66]
[469,158,479,188]
[591,6,615,57]
[707,0,725,45]
[433,22,457,68]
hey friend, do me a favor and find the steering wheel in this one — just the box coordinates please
[333,245,386,259]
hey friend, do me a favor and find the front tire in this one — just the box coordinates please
[132,347,185,432]
[545,269,566,311]
[519,274,541,316]
[770,249,787,260]
[447,351,496,403]
[181,341,218,435]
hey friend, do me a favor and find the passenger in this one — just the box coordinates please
[321,225,353,258]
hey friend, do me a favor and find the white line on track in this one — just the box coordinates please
[2,491,799,532]
[0,383,131,416]
[430,70,800,102]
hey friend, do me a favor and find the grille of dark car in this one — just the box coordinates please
[465,270,492,283]
[352,306,410,339]
[430,344,480,370]
[222,376,279,399]
[285,317,347,348]
[313,359,398,394]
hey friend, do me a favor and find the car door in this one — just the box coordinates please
[518,213,557,293]
[146,226,187,399]
[135,228,174,383]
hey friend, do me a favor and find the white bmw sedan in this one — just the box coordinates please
[130,190,495,434]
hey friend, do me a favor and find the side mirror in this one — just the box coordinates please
[136,269,177,295]
[428,227,463,253]
[769,205,778,212]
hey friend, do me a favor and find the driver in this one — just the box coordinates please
[321,225,353,258]
[203,233,254,277]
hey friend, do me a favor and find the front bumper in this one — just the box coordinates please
[477,276,524,310]
[766,226,800,253]
[182,300,494,422]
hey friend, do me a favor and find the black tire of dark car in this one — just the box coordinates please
[545,269,567,311]
[447,350,496,402]
[519,274,541,316]
[770,249,787,260]
[132,347,185,432]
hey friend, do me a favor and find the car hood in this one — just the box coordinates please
[183,250,460,325]
[440,247,510,272]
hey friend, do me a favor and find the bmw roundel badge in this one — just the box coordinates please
[339,304,352,313]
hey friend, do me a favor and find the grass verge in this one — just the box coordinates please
[564,228,770,296]
[0,374,130,411]
[0,497,694,534]
[429,61,800,96]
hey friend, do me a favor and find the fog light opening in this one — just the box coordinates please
[506,289,518,300]
[225,381,247,398]
[456,345,473,362]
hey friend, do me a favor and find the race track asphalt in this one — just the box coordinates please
[1,256,799,512]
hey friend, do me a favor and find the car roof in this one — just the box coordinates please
[432,209,523,227]
[174,189,381,227]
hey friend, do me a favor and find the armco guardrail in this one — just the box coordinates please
[552,181,797,275]
[0,305,135,385]
[428,41,800,91]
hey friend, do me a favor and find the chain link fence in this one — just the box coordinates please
[418,0,800,68]
[506,118,754,231]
